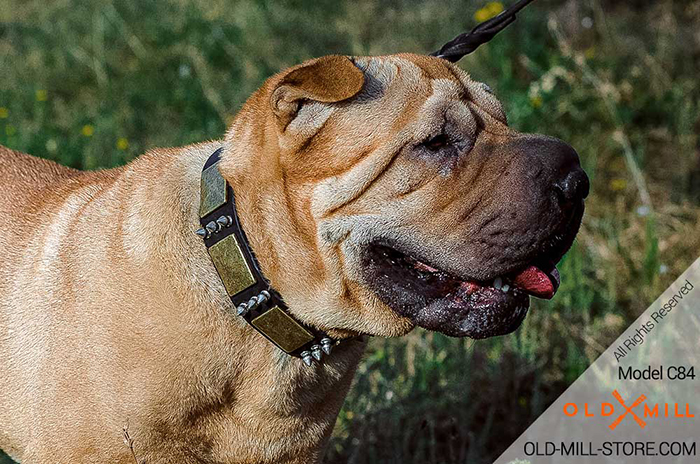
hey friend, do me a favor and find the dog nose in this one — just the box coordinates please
[554,168,589,204]
[530,136,589,207]
[547,139,589,207]
[503,135,589,209]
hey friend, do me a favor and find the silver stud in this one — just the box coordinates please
[236,302,249,316]
[311,344,323,361]
[195,228,208,238]
[247,297,259,310]
[216,215,233,228]
[320,337,333,355]
[205,221,219,234]
[301,351,314,366]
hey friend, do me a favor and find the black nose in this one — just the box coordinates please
[554,168,590,205]
[503,135,589,210]
[530,136,589,207]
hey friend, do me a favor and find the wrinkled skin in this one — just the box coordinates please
[250,54,589,340]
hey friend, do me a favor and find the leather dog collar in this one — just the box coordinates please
[196,148,336,366]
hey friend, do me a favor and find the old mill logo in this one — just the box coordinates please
[563,390,694,430]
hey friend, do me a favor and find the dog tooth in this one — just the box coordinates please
[494,277,503,290]
[502,284,510,292]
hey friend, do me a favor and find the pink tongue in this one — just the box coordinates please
[513,265,560,299]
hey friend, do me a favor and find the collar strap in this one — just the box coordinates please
[196,148,335,366]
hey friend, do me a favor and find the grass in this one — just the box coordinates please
[2,0,700,462]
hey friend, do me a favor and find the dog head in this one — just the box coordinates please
[221,53,588,340]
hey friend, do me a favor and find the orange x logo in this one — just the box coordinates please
[609,390,647,430]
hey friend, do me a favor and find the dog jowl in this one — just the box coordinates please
[308,54,589,340]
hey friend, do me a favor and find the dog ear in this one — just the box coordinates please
[271,55,365,129]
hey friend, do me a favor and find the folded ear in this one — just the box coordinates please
[271,55,365,129]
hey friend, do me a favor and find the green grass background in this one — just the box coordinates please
[1,0,699,462]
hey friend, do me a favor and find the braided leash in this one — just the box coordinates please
[431,0,537,62]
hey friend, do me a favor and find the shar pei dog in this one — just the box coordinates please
[0,53,588,463]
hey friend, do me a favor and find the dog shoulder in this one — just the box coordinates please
[0,144,79,189]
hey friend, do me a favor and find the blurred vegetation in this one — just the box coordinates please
[1,0,699,463]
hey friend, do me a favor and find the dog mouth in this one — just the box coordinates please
[362,243,563,339]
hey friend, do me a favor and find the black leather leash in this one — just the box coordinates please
[196,148,335,366]
[431,0,537,62]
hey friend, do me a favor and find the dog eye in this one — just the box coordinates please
[422,134,450,151]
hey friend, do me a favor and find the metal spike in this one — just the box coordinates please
[216,215,233,228]
[301,351,314,367]
[195,228,208,238]
[205,221,219,234]
[320,337,333,355]
[236,302,249,316]
[247,297,259,310]
[256,290,271,305]
[311,344,323,361]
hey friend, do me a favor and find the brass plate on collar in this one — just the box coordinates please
[200,161,227,217]
[251,306,315,353]
[208,235,255,296]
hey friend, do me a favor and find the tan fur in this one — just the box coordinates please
[0,54,522,463]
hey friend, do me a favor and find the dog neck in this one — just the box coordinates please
[195,148,343,364]
[128,141,367,462]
